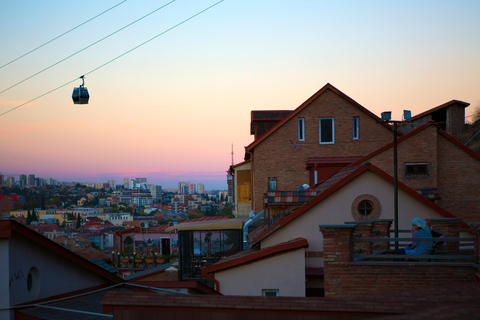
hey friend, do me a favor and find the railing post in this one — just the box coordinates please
[319,224,356,266]
[426,218,462,255]
[319,224,356,296]
[346,221,374,254]
[372,219,393,251]
[470,222,480,265]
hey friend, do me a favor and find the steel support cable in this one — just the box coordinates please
[0,0,176,95]
[0,0,224,118]
[0,0,129,70]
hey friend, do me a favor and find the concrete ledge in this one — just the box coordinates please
[349,261,475,267]
[319,224,357,231]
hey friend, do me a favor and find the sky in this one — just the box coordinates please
[1,0,480,190]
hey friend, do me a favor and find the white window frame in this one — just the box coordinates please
[298,117,305,141]
[352,116,359,140]
[319,117,334,144]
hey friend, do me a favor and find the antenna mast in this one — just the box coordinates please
[231,144,234,166]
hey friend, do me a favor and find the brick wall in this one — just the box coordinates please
[436,135,480,223]
[447,104,466,137]
[319,219,478,297]
[368,125,439,190]
[251,89,392,212]
[367,124,480,224]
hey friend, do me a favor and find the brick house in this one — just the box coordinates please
[242,83,394,213]
[347,121,480,224]
[203,162,469,297]
[399,99,469,137]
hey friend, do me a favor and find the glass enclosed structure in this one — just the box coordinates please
[178,229,242,286]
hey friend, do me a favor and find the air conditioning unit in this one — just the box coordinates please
[140,222,149,229]
[168,222,175,227]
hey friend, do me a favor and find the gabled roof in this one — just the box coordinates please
[347,120,480,168]
[252,162,466,244]
[411,99,470,121]
[245,83,393,153]
[202,238,308,275]
[0,219,123,284]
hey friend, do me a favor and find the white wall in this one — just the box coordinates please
[8,233,110,306]
[0,240,12,320]
[215,248,305,297]
[261,171,456,268]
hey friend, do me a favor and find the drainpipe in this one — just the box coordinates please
[243,210,264,250]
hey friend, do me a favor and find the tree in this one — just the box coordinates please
[217,203,234,217]
[32,208,38,222]
[26,210,32,225]
[473,101,480,122]
[76,214,82,229]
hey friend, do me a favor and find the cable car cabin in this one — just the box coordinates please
[72,86,89,104]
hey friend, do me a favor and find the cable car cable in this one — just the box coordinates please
[0,0,176,95]
[0,0,129,71]
[0,0,224,117]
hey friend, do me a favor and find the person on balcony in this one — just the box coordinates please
[395,218,434,259]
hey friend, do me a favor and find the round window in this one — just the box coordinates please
[351,194,382,221]
[357,200,374,216]
[27,267,40,298]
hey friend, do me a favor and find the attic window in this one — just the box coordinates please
[405,163,429,176]
[352,116,359,140]
[357,200,374,216]
[351,194,382,221]
[319,118,334,144]
[298,117,305,141]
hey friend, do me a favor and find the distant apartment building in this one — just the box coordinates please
[6,177,15,187]
[178,182,188,194]
[108,180,116,190]
[132,189,153,206]
[27,174,35,187]
[111,191,121,205]
[189,183,196,194]
[120,190,132,204]
[123,178,129,189]
[197,183,205,194]
[148,185,163,202]
[19,175,27,188]
[227,174,234,203]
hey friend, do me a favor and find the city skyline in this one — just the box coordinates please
[1,1,480,191]
[1,172,221,191]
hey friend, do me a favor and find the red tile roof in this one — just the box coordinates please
[306,155,364,167]
[181,216,230,223]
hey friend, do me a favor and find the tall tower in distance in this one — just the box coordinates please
[227,143,234,203]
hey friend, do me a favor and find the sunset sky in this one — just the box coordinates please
[1,0,480,190]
